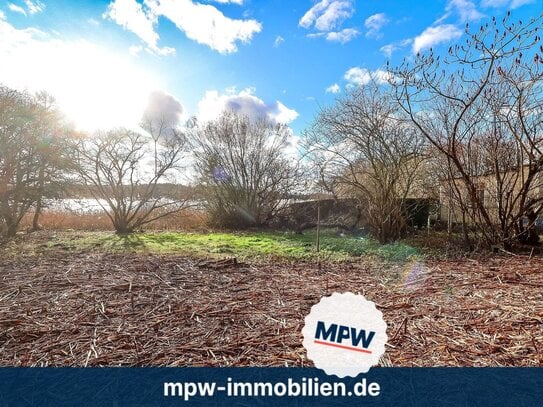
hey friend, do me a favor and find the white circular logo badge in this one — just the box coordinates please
[302,292,388,378]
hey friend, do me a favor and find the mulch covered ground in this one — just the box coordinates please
[1,245,542,367]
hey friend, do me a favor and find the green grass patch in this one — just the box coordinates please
[50,229,422,263]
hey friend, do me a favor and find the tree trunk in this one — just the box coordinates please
[6,219,18,237]
[32,197,43,231]
[32,164,45,231]
[114,219,133,234]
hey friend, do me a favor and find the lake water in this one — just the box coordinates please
[46,198,205,213]
[48,198,109,213]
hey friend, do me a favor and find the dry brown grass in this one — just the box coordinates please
[20,209,208,232]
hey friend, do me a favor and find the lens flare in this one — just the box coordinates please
[400,260,429,290]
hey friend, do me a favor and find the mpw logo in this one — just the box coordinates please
[314,321,375,354]
[302,292,387,377]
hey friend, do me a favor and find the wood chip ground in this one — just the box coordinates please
[1,247,542,367]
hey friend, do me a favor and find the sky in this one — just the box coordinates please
[0,0,541,135]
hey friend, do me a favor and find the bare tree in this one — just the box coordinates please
[304,82,427,244]
[74,128,188,233]
[140,90,184,176]
[391,12,543,248]
[193,110,298,228]
[31,91,73,231]
[0,86,37,237]
[0,86,70,237]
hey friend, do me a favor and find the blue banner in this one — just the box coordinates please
[0,368,541,406]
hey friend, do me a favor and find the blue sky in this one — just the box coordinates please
[0,0,541,133]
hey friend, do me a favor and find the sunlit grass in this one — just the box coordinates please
[50,229,422,263]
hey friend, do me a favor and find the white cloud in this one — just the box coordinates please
[104,0,175,56]
[380,44,396,58]
[446,0,484,22]
[8,0,45,16]
[380,38,412,57]
[209,0,243,4]
[510,0,534,7]
[273,35,284,47]
[345,67,372,86]
[326,83,341,94]
[412,24,462,54]
[104,0,261,54]
[299,1,358,44]
[198,88,298,124]
[129,44,143,56]
[306,32,325,39]
[344,67,394,86]
[142,90,184,138]
[481,0,509,5]
[24,0,44,14]
[87,18,101,26]
[364,13,389,39]
[144,90,183,122]
[299,0,354,31]
[315,0,353,31]
[325,28,359,43]
[8,3,27,16]
[481,0,533,8]
[0,14,160,131]
[144,0,261,54]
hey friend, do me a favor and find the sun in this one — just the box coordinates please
[0,25,160,132]
[54,43,160,131]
